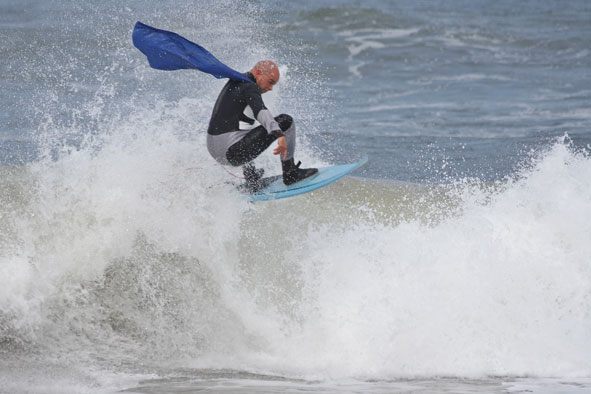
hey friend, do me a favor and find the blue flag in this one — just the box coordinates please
[132,21,252,83]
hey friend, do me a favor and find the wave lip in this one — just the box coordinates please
[228,139,591,379]
[2,139,591,381]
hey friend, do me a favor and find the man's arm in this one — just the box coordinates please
[245,83,286,157]
[245,84,282,136]
[273,136,287,158]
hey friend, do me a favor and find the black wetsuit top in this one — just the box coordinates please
[207,72,266,136]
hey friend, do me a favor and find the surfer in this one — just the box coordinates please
[206,60,318,188]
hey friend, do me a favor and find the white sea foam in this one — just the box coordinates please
[339,28,420,65]
[4,120,590,383]
[352,102,458,113]
[196,137,591,380]
[338,28,420,41]
[431,74,513,82]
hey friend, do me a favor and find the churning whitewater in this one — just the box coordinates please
[1,126,591,382]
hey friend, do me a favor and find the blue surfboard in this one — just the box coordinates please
[247,158,367,201]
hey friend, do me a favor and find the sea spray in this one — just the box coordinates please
[2,123,591,389]
[231,139,591,379]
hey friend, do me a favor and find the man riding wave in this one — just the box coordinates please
[206,60,318,188]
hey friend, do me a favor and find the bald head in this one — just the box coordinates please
[250,60,280,93]
[252,60,278,76]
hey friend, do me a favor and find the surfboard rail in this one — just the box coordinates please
[248,157,368,202]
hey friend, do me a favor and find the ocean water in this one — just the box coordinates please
[1,0,591,393]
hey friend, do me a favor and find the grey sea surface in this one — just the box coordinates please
[123,374,591,394]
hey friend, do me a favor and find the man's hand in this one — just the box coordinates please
[273,136,287,158]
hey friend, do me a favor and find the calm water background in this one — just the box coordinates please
[2,0,590,181]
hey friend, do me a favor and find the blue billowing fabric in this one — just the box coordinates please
[132,21,251,83]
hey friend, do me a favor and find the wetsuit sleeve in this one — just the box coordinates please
[245,83,282,135]
[256,110,283,137]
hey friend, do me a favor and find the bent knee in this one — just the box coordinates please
[275,113,294,132]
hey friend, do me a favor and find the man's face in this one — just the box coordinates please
[257,68,279,93]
